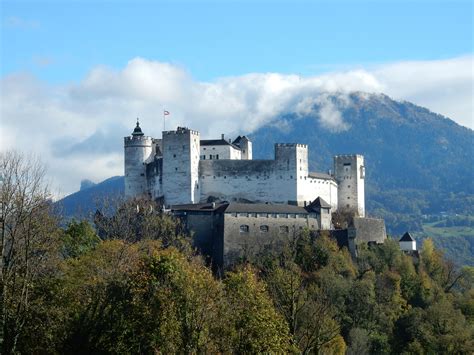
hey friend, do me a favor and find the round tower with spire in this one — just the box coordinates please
[124,119,153,198]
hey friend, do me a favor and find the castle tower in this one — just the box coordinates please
[334,154,365,217]
[275,143,309,205]
[124,121,153,198]
[162,127,200,206]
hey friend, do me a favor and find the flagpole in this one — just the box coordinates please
[163,109,165,132]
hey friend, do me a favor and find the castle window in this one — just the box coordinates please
[213,176,216,179]
[347,197,350,199]
[212,147,215,150]
[175,168,178,171]
[243,150,246,153]
[173,154,176,158]
[348,185,351,188]
[140,173,144,176]
[290,175,293,179]
[240,225,249,233]
[260,225,269,233]
[203,147,206,150]
[279,226,289,233]
[216,154,219,160]
[347,204,350,208]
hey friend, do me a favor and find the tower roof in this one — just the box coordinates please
[132,120,144,136]
[306,197,331,212]
[400,232,415,242]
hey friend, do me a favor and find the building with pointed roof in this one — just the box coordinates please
[399,232,417,251]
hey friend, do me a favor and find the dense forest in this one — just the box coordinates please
[1,151,473,354]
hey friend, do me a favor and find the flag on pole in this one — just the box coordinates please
[164,110,170,116]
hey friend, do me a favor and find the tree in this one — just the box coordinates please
[224,266,292,353]
[0,151,60,354]
[94,197,191,252]
[62,219,100,258]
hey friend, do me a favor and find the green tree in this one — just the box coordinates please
[62,219,100,258]
[224,266,292,353]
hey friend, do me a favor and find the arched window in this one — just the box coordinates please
[260,225,269,233]
[240,225,249,233]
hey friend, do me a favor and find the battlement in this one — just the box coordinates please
[163,127,199,136]
[334,154,364,159]
[124,135,153,145]
[275,143,308,148]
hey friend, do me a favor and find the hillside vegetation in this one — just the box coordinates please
[3,151,473,354]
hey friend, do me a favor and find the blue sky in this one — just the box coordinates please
[2,0,472,82]
[1,0,472,195]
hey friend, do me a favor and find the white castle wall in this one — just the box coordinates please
[198,143,337,206]
[124,135,153,198]
[199,160,296,203]
[298,177,338,209]
[334,155,365,217]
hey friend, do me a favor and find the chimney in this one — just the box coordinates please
[221,134,225,140]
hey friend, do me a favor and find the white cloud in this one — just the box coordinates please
[1,55,472,196]
[3,16,40,29]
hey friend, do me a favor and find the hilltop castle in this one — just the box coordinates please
[123,122,390,269]
[124,122,366,216]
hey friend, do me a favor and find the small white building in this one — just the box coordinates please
[399,232,417,251]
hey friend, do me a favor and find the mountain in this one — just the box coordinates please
[56,93,473,235]
[249,92,473,233]
[56,176,124,220]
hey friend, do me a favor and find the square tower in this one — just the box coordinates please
[334,155,365,217]
[275,143,309,205]
[162,127,200,206]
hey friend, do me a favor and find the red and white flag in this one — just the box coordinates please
[164,110,170,116]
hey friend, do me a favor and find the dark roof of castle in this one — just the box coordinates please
[225,203,308,214]
[309,172,335,181]
[307,197,331,211]
[171,202,309,214]
[200,139,241,150]
[171,202,228,213]
[232,135,250,145]
[132,121,144,136]
[400,232,415,242]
